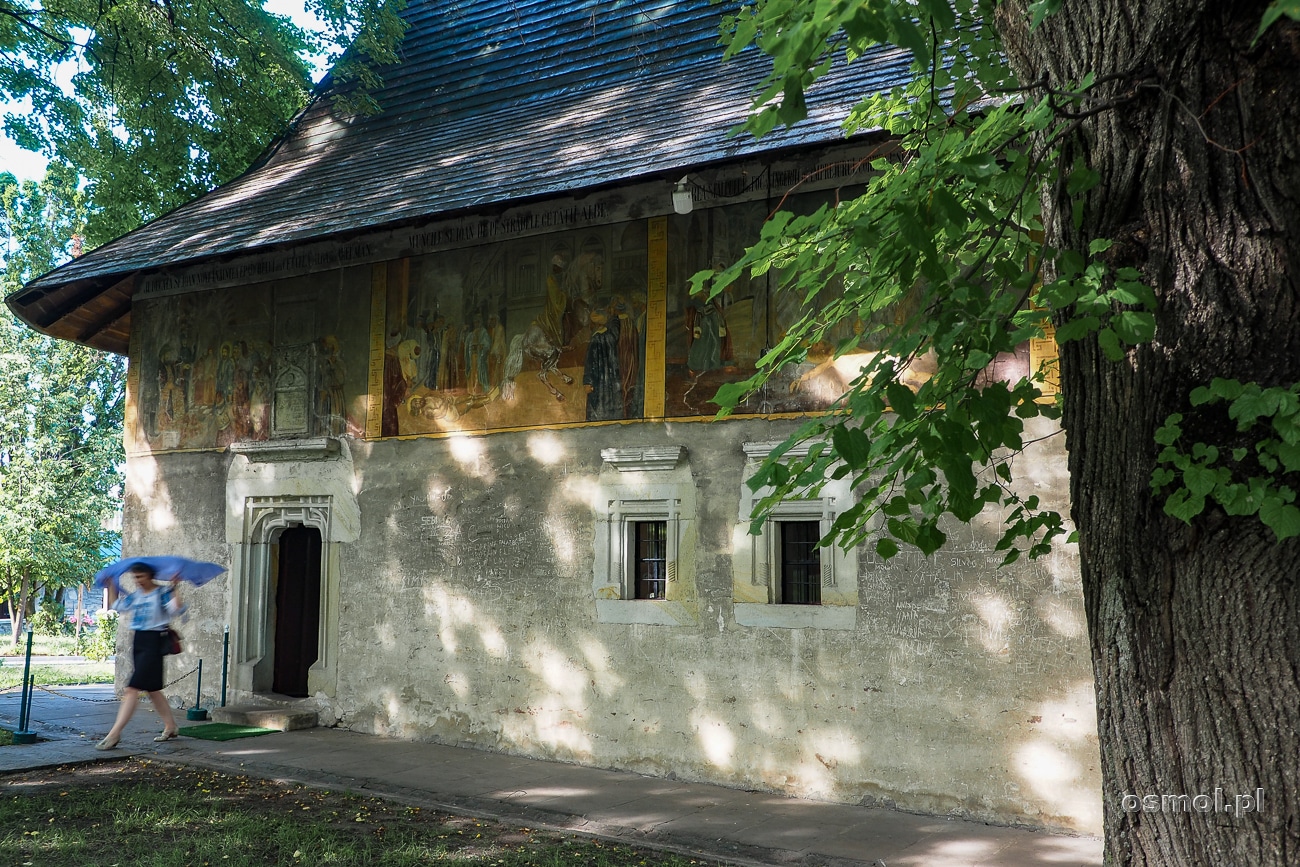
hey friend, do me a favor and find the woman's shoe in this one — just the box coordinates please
[95,735,120,751]
[154,730,179,742]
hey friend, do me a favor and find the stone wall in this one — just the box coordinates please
[124,413,1101,834]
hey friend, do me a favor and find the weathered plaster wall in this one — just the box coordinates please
[119,449,232,685]
[127,413,1101,834]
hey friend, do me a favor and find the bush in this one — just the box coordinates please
[76,610,120,662]
[30,598,69,636]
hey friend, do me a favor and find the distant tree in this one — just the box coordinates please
[1,167,123,640]
[708,1,1299,864]
[0,0,404,245]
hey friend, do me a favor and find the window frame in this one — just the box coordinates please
[732,441,859,630]
[632,519,669,600]
[776,519,822,605]
[593,446,698,626]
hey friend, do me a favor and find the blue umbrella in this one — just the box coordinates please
[94,555,226,593]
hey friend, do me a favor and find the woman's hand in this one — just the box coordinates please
[167,578,184,613]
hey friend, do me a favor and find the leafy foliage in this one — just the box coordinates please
[29,595,67,636]
[1,168,124,618]
[702,0,1157,561]
[75,609,118,661]
[1152,379,1300,541]
[1259,0,1300,40]
[0,0,404,245]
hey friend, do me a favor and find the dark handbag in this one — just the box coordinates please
[164,627,182,655]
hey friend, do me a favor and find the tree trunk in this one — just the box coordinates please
[998,2,1300,864]
[14,567,32,644]
[3,566,15,650]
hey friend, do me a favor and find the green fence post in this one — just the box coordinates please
[187,659,208,720]
[13,628,37,743]
[220,625,229,707]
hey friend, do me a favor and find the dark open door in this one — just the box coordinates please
[273,526,321,697]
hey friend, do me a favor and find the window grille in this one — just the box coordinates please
[779,520,821,605]
[634,520,668,599]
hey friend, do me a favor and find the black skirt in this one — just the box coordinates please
[128,629,170,692]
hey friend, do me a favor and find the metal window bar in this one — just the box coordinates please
[634,520,668,599]
[780,520,822,604]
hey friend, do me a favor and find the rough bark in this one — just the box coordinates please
[14,567,32,642]
[997,2,1300,864]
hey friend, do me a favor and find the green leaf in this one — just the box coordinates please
[1097,327,1123,361]
[1260,498,1300,540]
[875,537,900,559]
[1029,0,1065,30]
[885,382,917,419]
[1164,488,1207,523]
[1257,0,1300,42]
[831,424,872,467]
[1112,311,1156,345]
[1231,388,1282,428]
[1055,315,1101,343]
[1109,281,1157,309]
[1210,378,1246,400]
[929,187,968,228]
[1278,441,1300,473]
[914,522,948,556]
[956,153,999,178]
[1182,464,1218,498]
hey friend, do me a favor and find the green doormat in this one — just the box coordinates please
[179,723,278,741]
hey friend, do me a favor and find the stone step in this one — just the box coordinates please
[210,704,318,731]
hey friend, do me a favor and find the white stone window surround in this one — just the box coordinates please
[593,446,699,626]
[733,440,858,630]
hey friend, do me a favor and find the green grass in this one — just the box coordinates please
[0,635,84,657]
[0,761,722,867]
[0,662,114,692]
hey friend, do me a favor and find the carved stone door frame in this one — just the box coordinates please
[233,496,336,697]
[225,438,358,705]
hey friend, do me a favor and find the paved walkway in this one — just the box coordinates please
[0,684,1103,867]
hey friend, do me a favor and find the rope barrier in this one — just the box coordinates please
[21,665,199,703]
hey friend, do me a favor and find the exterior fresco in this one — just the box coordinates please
[381,201,877,438]
[130,269,371,452]
[663,190,943,417]
[129,197,1034,452]
[381,224,650,436]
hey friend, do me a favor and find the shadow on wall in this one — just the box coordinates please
[324,427,1100,835]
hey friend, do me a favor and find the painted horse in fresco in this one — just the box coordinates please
[503,299,588,402]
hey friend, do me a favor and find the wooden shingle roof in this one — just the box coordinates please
[7,0,913,353]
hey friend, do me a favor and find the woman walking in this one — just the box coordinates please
[96,563,184,749]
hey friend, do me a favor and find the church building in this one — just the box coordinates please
[7,0,1100,833]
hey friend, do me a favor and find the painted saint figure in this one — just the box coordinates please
[686,298,731,375]
[317,336,347,436]
[538,254,568,348]
[584,311,622,421]
[487,313,507,388]
[463,314,491,394]
[613,295,642,418]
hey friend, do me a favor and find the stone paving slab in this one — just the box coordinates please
[0,684,1104,867]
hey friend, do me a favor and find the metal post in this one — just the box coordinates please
[14,628,36,743]
[220,624,229,707]
[187,658,208,721]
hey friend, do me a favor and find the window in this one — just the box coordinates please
[732,441,859,630]
[633,520,668,599]
[593,446,698,625]
[778,520,821,604]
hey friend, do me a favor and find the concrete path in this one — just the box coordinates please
[0,684,1103,867]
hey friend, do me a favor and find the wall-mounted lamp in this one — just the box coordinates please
[672,176,693,214]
